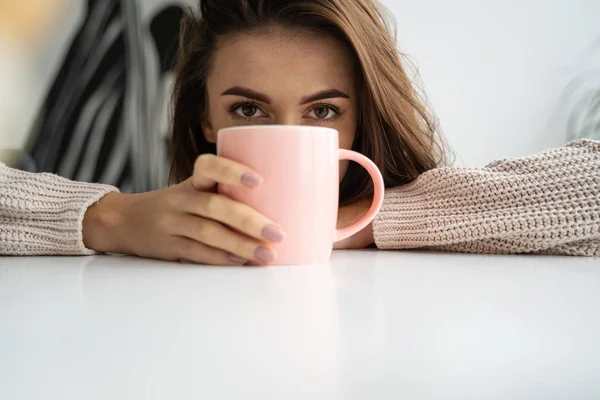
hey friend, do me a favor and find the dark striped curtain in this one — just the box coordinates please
[28,0,184,193]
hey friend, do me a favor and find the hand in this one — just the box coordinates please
[82,154,286,265]
[333,198,375,250]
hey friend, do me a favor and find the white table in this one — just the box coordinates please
[1,251,599,400]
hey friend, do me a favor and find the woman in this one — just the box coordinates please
[1,0,598,263]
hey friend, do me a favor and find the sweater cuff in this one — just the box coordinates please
[372,171,465,250]
[373,183,429,250]
[0,165,119,256]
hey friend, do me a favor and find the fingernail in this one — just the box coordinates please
[228,254,248,265]
[261,225,286,242]
[240,172,263,188]
[254,247,275,263]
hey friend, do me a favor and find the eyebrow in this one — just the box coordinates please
[221,86,271,103]
[299,89,350,105]
[221,86,350,105]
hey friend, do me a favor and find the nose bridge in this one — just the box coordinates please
[271,87,304,125]
[274,108,301,126]
[270,78,308,125]
[276,116,299,126]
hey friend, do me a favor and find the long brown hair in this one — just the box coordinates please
[170,0,447,204]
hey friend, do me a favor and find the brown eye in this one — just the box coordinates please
[308,105,339,121]
[241,105,258,117]
[231,103,266,119]
[314,107,330,119]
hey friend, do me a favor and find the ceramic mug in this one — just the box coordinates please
[217,125,384,265]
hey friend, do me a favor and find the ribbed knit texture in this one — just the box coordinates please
[1,140,598,257]
[0,163,119,255]
[373,139,600,256]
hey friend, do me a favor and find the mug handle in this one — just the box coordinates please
[334,149,385,242]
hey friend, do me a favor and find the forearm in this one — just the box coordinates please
[373,140,600,256]
[0,163,119,255]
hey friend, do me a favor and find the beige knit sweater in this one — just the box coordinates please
[1,140,599,256]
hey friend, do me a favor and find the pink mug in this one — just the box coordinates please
[217,125,384,265]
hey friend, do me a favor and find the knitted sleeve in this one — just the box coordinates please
[373,139,600,256]
[0,163,119,255]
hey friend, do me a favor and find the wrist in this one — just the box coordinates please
[82,192,132,254]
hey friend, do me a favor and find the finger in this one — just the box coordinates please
[176,215,277,264]
[192,154,263,190]
[191,192,286,243]
[175,236,249,266]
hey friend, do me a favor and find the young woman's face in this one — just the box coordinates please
[203,28,358,178]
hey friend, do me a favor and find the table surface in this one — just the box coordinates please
[1,251,599,400]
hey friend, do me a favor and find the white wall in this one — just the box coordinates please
[2,0,599,167]
[381,0,600,166]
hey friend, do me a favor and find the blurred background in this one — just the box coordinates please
[0,0,599,192]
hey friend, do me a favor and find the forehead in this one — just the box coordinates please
[208,29,357,96]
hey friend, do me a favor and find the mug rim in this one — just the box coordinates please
[218,124,338,135]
